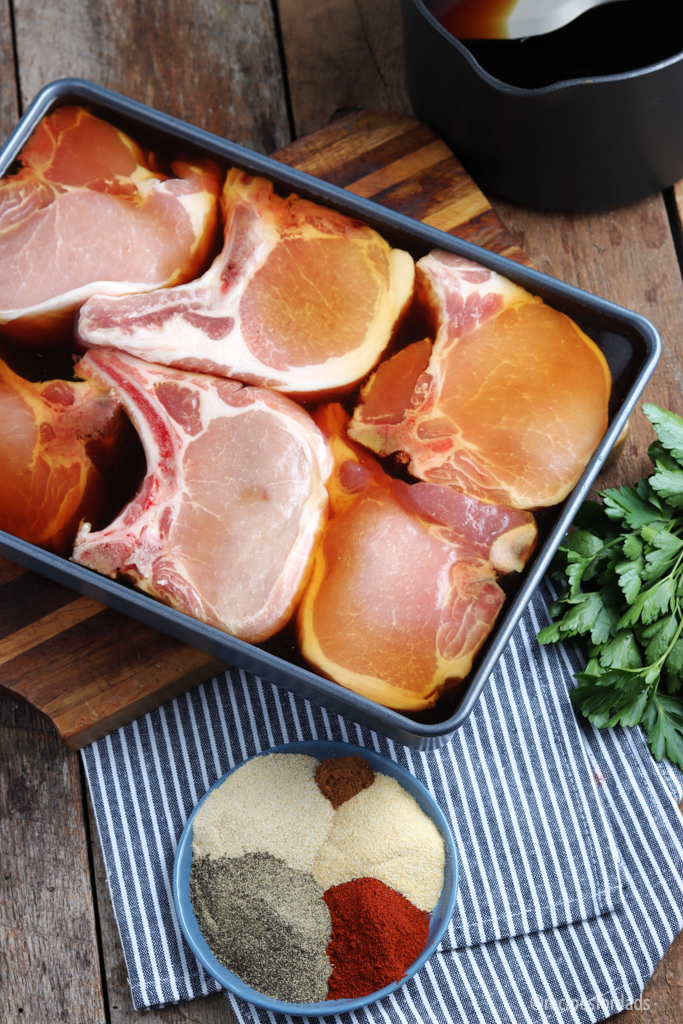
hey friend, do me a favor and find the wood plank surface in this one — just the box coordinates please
[11,0,290,152]
[274,109,529,263]
[278,0,412,137]
[614,928,683,1024]
[0,559,227,749]
[0,0,17,132]
[0,19,108,1024]
[0,696,106,1023]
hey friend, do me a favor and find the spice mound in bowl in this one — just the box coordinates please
[315,753,374,808]
[174,740,458,1015]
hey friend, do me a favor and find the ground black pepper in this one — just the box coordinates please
[190,851,332,1003]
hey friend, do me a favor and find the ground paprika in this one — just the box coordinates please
[314,754,374,808]
[323,875,430,999]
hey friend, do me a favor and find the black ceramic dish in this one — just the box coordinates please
[0,78,661,749]
[402,0,683,211]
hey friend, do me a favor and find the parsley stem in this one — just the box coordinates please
[616,601,683,682]
[643,679,659,720]
[651,602,683,671]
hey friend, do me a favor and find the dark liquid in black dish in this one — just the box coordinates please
[432,0,683,89]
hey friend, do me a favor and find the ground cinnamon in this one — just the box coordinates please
[314,755,374,809]
[323,876,430,999]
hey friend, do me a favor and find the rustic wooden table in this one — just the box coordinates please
[1,2,682,1021]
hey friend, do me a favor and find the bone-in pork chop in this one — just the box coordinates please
[76,169,415,395]
[349,251,612,509]
[297,404,536,711]
[71,349,333,643]
[0,106,222,341]
[0,358,124,554]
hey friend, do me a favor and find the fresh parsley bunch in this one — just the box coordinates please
[538,403,683,770]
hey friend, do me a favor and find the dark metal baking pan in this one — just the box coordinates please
[0,78,661,749]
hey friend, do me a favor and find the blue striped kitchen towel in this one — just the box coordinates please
[82,578,683,1022]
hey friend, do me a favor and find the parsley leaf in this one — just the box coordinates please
[643,404,683,464]
[645,694,683,769]
[642,613,679,664]
[615,556,643,603]
[648,440,681,472]
[572,499,615,537]
[649,466,683,508]
[642,531,683,582]
[538,403,683,770]
[606,689,650,729]
[665,637,683,693]
[622,533,643,560]
[602,486,664,529]
[598,630,642,670]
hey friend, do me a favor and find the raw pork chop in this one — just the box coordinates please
[297,404,536,710]
[76,168,415,395]
[0,358,124,554]
[71,349,333,643]
[349,251,612,509]
[0,106,222,341]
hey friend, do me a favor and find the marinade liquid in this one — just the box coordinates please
[427,0,683,88]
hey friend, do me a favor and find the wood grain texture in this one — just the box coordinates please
[489,193,683,491]
[0,696,106,1023]
[614,923,683,1024]
[277,0,411,137]
[673,179,683,242]
[0,594,105,667]
[0,0,18,137]
[11,0,290,152]
[0,24,106,1024]
[274,109,530,263]
[0,557,227,750]
[87,786,238,1024]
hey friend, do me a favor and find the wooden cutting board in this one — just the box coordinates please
[0,109,529,750]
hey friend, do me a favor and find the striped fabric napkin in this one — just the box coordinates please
[82,580,683,1023]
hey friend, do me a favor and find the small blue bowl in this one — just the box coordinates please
[173,740,459,1016]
